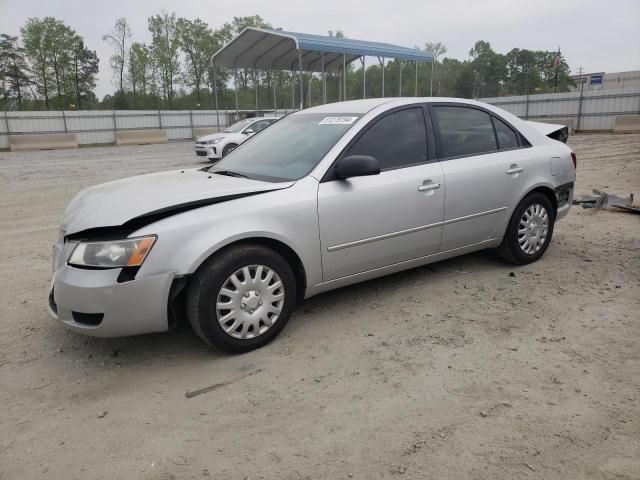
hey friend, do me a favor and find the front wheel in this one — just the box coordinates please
[221,143,237,157]
[186,244,297,353]
[497,192,555,265]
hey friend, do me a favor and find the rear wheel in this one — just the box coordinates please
[222,143,237,157]
[498,192,555,265]
[186,244,297,353]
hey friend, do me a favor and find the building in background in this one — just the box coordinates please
[570,70,640,91]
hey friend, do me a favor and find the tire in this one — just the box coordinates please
[186,244,297,353]
[497,192,555,265]
[222,144,237,157]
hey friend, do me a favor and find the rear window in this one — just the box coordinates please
[433,106,497,158]
[493,117,519,149]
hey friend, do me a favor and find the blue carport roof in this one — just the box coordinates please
[212,27,432,72]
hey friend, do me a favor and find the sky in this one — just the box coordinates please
[1,0,639,98]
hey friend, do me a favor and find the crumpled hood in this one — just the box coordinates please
[62,169,292,235]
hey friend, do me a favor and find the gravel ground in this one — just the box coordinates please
[0,134,639,480]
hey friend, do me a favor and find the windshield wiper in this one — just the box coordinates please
[212,170,250,179]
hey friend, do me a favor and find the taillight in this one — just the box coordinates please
[571,152,577,170]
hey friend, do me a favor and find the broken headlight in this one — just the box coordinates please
[68,236,156,268]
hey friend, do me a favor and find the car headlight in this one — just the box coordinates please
[68,236,157,268]
[204,138,223,145]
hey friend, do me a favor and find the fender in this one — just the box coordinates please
[133,177,324,290]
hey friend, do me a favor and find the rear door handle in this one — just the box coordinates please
[418,182,441,192]
[506,166,524,174]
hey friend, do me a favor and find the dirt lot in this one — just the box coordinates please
[0,134,639,480]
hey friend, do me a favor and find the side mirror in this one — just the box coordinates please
[334,155,380,180]
[244,128,254,135]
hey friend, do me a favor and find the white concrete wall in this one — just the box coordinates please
[0,109,294,149]
[481,87,640,131]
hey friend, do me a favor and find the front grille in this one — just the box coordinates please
[72,311,104,326]
[196,150,208,156]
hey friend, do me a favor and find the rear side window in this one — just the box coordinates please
[493,116,519,149]
[344,108,428,170]
[433,106,497,158]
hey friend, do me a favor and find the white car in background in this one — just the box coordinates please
[195,117,277,161]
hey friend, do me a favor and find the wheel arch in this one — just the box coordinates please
[188,236,308,300]
[521,184,558,217]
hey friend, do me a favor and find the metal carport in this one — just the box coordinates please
[210,28,433,125]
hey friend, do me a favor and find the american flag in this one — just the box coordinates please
[553,51,562,68]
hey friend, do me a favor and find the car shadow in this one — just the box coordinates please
[49,248,508,369]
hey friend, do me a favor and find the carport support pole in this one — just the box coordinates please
[361,57,366,99]
[213,63,220,131]
[343,54,347,101]
[234,68,239,120]
[272,70,277,116]
[379,57,385,97]
[430,60,434,96]
[291,71,295,110]
[298,50,304,110]
[399,61,402,96]
[254,70,259,115]
[321,53,326,104]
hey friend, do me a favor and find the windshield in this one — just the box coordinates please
[212,113,360,181]
[223,119,253,133]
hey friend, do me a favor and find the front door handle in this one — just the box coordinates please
[506,165,524,174]
[418,182,441,192]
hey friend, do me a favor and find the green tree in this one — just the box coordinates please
[469,40,507,97]
[102,18,131,96]
[0,34,30,109]
[128,42,152,107]
[176,17,214,105]
[72,39,99,109]
[21,17,53,108]
[424,42,447,96]
[148,11,181,107]
[21,17,78,109]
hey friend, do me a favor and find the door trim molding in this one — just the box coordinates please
[442,206,507,225]
[326,206,507,252]
[327,220,442,252]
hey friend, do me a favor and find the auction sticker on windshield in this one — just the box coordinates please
[319,116,358,125]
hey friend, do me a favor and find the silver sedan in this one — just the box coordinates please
[49,98,576,353]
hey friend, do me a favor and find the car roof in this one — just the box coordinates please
[297,97,500,115]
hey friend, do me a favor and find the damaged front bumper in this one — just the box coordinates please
[48,266,175,337]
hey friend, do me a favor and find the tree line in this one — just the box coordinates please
[0,13,575,111]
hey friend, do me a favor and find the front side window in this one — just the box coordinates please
[212,113,360,181]
[433,106,497,158]
[344,108,428,170]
